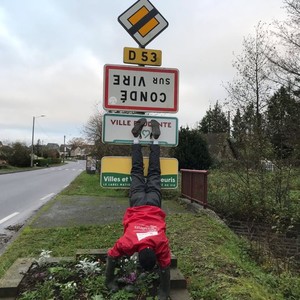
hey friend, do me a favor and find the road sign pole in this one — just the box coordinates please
[100,0,180,188]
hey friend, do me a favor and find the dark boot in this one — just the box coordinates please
[150,119,161,139]
[158,266,170,300]
[105,256,118,292]
[131,118,147,138]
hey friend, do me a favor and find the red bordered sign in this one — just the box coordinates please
[103,64,179,113]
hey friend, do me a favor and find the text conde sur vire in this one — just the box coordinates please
[112,75,172,103]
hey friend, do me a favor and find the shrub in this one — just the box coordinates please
[8,142,31,167]
[34,159,50,167]
[49,158,62,165]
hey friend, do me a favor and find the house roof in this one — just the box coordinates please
[46,143,60,149]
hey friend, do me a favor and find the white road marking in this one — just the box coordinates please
[0,212,20,225]
[64,184,69,188]
[40,193,55,201]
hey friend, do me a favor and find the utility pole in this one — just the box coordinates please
[31,115,45,167]
[63,135,66,163]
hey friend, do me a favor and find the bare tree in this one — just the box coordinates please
[68,137,86,148]
[82,113,103,144]
[224,22,279,176]
[269,0,300,94]
[82,110,131,160]
[222,23,281,221]
[226,22,276,126]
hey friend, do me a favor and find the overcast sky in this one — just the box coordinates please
[0,0,286,146]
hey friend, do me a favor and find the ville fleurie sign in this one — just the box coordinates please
[103,64,179,113]
[102,113,178,146]
[100,156,178,189]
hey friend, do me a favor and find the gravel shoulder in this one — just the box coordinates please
[0,224,24,256]
[29,195,190,228]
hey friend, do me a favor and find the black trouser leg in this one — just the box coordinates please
[145,144,161,207]
[130,144,146,207]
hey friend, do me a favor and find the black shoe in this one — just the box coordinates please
[131,118,147,138]
[150,119,160,139]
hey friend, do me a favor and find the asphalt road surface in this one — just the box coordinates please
[0,160,85,252]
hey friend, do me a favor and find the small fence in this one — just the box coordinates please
[180,169,209,208]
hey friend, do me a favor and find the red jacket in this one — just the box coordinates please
[108,205,171,268]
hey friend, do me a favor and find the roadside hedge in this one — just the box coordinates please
[33,158,62,166]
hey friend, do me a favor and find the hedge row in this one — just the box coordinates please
[33,158,62,166]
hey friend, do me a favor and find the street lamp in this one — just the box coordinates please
[63,135,66,163]
[31,115,45,167]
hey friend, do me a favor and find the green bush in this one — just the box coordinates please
[208,168,300,223]
[278,273,300,299]
[34,159,50,167]
[172,127,212,170]
[49,158,62,165]
[33,158,62,166]
[162,188,180,200]
[8,142,31,167]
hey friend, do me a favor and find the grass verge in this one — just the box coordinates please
[0,172,299,299]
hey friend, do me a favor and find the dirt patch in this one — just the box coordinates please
[29,195,189,229]
[0,233,12,248]
[0,223,24,255]
[29,196,128,228]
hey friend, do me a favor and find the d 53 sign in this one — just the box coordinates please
[103,64,179,113]
[123,47,162,66]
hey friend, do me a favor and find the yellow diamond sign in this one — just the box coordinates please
[118,0,168,48]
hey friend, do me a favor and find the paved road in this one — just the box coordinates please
[0,161,85,234]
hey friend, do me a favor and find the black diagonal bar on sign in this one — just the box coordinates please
[128,7,159,35]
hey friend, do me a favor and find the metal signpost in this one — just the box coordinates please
[100,0,179,189]
[102,113,178,146]
[103,64,179,112]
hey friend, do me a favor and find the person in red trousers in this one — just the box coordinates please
[105,118,171,300]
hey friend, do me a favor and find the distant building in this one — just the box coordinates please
[59,145,71,158]
[70,145,93,159]
[46,143,60,150]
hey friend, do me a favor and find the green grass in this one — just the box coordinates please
[207,167,300,222]
[0,172,300,299]
[0,166,34,174]
[61,172,128,197]
[0,162,65,174]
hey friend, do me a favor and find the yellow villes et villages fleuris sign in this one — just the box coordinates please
[100,156,178,189]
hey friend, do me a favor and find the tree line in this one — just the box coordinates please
[82,1,300,230]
